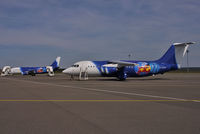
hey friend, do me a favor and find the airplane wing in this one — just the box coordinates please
[108,60,138,68]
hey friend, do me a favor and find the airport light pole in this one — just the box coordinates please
[128,54,132,60]
[186,49,189,72]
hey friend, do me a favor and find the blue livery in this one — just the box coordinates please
[20,57,61,76]
[63,42,195,80]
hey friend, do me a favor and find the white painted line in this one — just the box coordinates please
[2,78,199,103]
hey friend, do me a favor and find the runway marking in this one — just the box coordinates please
[0,100,199,102]
[2,77,200,103]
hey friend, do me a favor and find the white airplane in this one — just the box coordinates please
[1,57,61,76]
[63,42,195,80]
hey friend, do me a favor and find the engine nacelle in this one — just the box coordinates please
[1,66,11,76]
[101,64,118,75]
[46,66,54,76]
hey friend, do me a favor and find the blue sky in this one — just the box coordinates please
[0,0,199,68]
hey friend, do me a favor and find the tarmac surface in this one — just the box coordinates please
[0,73,200,134]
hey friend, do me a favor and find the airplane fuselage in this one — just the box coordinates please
[63,60,178,79]
[63,42,195,80]
[1,57,61,76]
[11,67,48,75]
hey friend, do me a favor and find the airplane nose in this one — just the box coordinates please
[62,68,71,74]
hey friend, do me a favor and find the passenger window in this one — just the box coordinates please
[72,65,79,67]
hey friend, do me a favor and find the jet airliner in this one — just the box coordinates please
[63,42,195,80]
[1,57,61,76]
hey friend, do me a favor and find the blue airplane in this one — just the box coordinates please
[63,42,195,80]
[1,57,61,76]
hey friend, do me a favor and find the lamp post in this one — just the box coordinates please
[186,50,189,72]
[128,54,132,60]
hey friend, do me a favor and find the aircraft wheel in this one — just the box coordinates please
[28,71,36,76]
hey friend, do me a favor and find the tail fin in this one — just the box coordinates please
[157,42,195,68]
[51,57,61,70]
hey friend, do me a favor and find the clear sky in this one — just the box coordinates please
[0,0,199,68]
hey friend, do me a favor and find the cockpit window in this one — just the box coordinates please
[72,64,79,67]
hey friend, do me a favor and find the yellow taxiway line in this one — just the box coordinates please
[0,100,199,102]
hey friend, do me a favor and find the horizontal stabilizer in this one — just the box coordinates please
[173,42,195,46]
